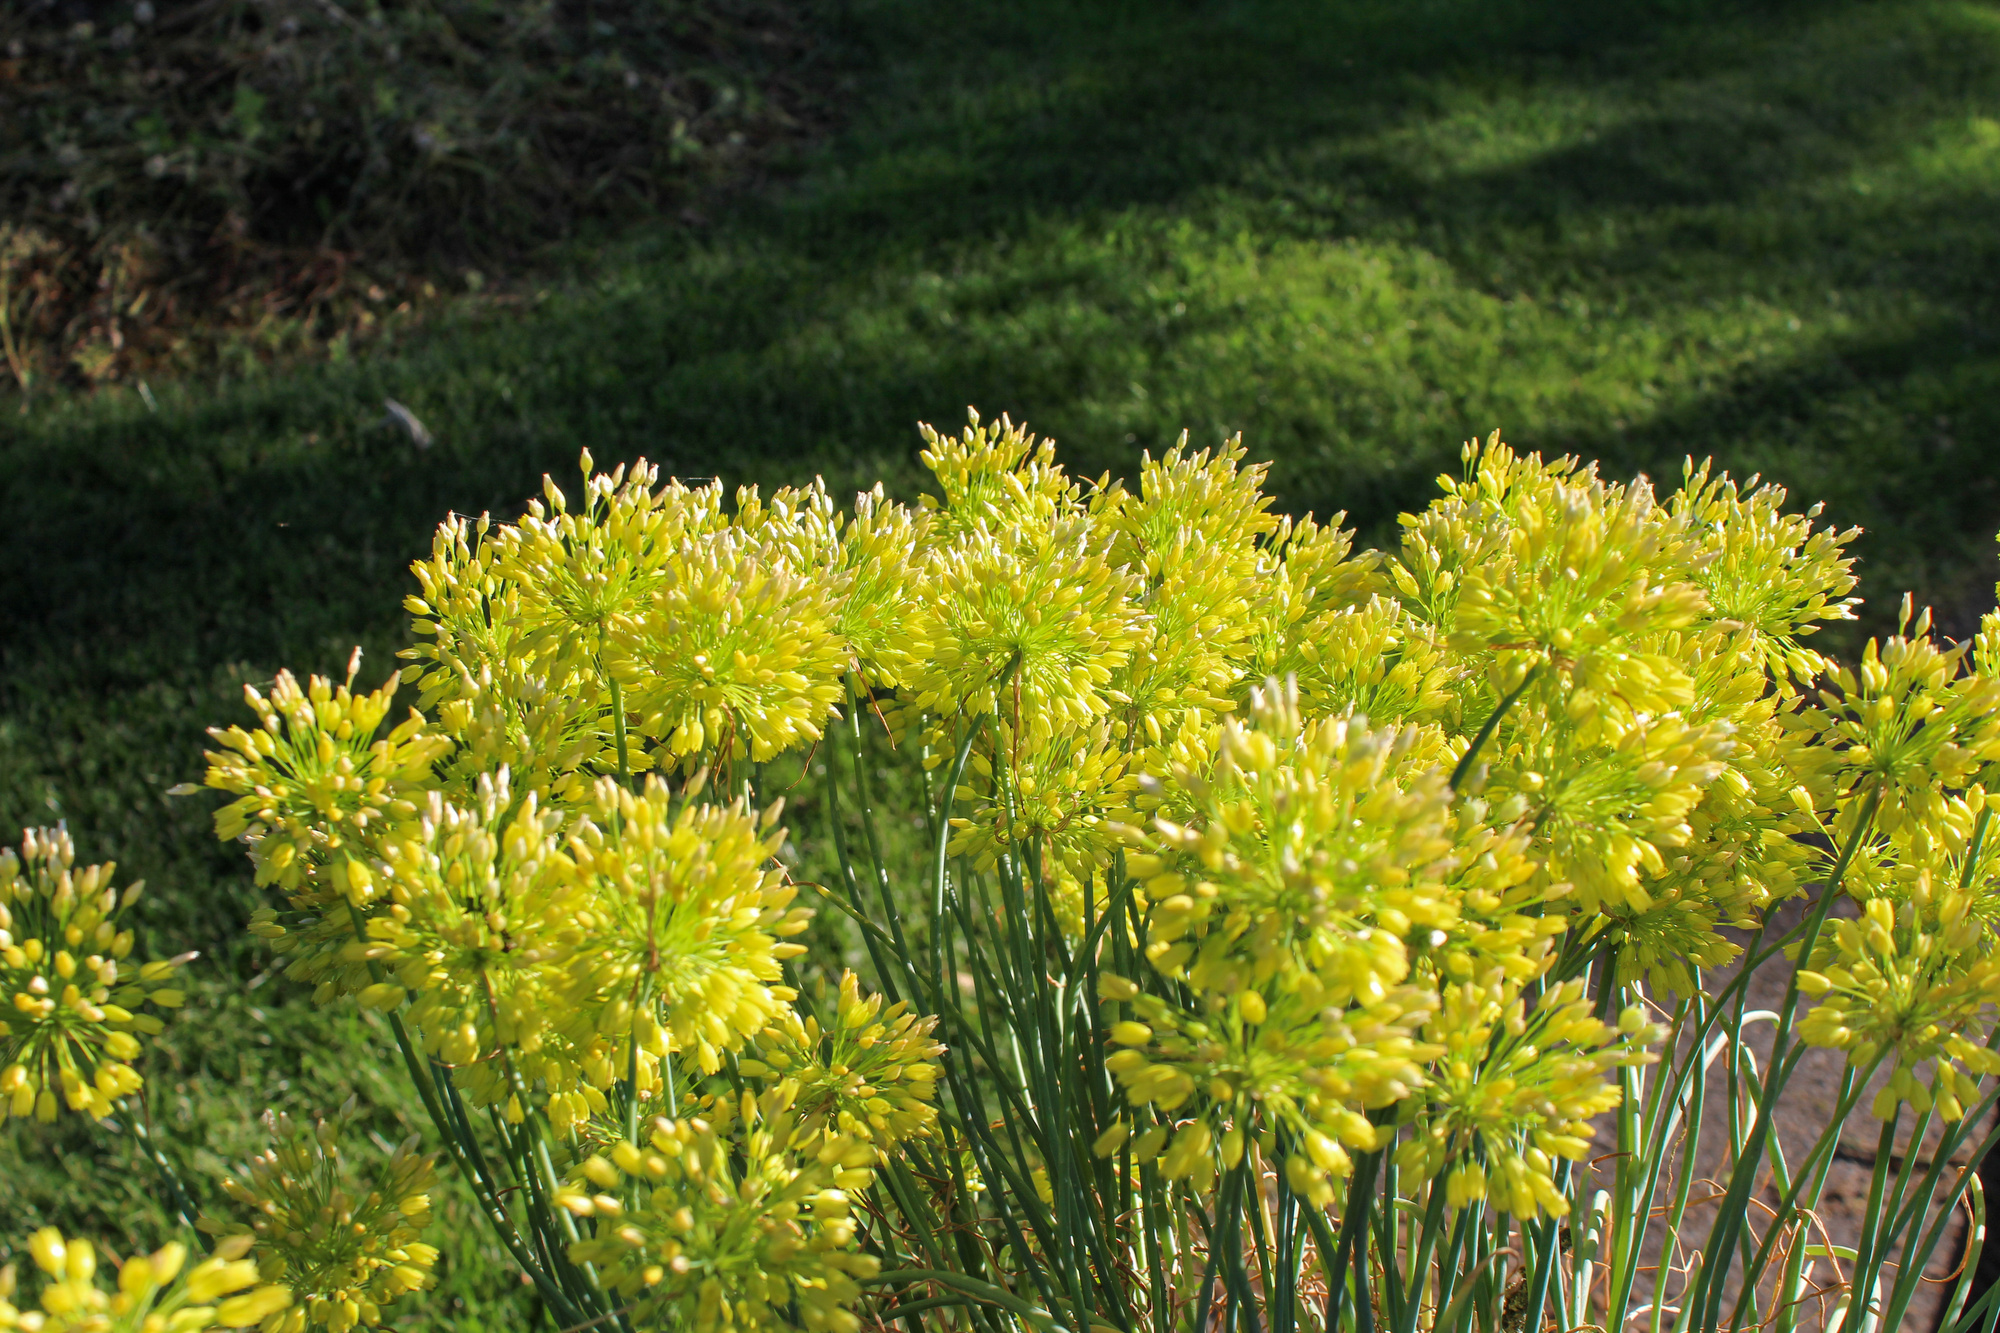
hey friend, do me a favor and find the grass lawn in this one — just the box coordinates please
[5,0,2000,1322]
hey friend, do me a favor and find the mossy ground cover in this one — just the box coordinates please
[4,0,2000,1325]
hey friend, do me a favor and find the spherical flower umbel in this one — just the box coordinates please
[1798,892,2000,1119]
[1097,971,1436,1202]
[0,828,192,1123]
[204,662,454,1009]
[1807,605,2000,837]
[1094,438,1280,725]
[487,454,714,670]
[0,1230,290,1333]
[744,971,945,1153]
[946,719,1136,886]
[199,1109,439,1333]
[1396,972,1659,1219]
[1128,687,1461,1007]
[916,411,1081,541]
[563,778,810,1080]
[202,663,451,900]
[1670,460,1860,690]
[611,528,848,766]
[561,1094,882,1333]
[400,459,731,796]
[1269,595,1455,728]
[366,774,594,1114]
[826,488,932,690]
[910,514,1147,754]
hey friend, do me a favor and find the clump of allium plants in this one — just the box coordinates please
[15,413,2000,1333]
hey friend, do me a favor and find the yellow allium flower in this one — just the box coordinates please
[0,828,191,1123]
[1524,712,1736,917]
[1128,686,1461,1007]
[1243,514,1389,710]
[0,1231,288,1332]
[564,779,809,1079]
[910,516,1146,753]
[1637,639,1822,925]
[202,665,452,1006]
[1670,460,1860,690]
[947,719,1136,885]
[401,459,732,794]
[199,1110,439,1333]
[1274,595,1456,726]
[1111,538,1257,727]
[1382,443,1865,940]
[1877,788,2000,928]
[561,1094,882,1333]
[1391,439,1565,633]
[916,410,1081,541]
[1397,973,1658,1219]
[1094,439,1280,723]
[1096,436,1280,574]
[1798,892,2000,1119]
[1099,973,1436,1203]
[405,513,617,800]
[1424,820,1566,985]
[745,971,945,1154]
[492,455,721,669]
[1807,605,2000,836]
[1449,480,1706,747]
[203,666,450,899]
[611,529,848,765]
[1617,735,1816,995]
[1599,895,1741,997]
[831,488,932,690]
[728,478,845,577]
[366,774,594,1110]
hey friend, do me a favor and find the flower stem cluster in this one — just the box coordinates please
[167,413,2000,1332]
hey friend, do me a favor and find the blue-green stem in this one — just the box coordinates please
[1690,783,1882,1333]
[1449,665,1538,792]
[344,901,588,1324]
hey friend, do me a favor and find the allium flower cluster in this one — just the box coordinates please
[203,665,450,1005]
[199,1110,439,1333]
[744,971,945,1153]
[203,665,449,899]
[1798,893,2000,1119]
[563,778,809,1080]
[560,1094,882,1333]
[365,774,591,1113]
[1397,974,1659,1219]
[0,829,190,1122]
[174,408,2000,1333]
[1805,602,2000,836]
[0,1231,289,1333]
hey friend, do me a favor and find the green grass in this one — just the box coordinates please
[6,0,2000,1323]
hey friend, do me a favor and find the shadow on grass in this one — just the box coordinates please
[5,0,1998,822]
[13,0,1998,647]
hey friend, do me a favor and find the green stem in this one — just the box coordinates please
[864,1270,1075,1333]
[129,1085,200,1230]
[606,672,630,783]
[1449,665,1538,791]
[1325,1144,1386,1332]
[1690,782,1882,1333]
[1835,1111,1903,1333]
